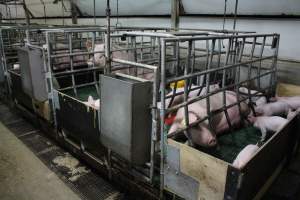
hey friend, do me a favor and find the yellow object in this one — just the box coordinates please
[170,80,185,89]
[277,83,300,97]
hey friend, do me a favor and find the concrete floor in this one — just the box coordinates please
[1,101,300,200]
[0,121,81,200]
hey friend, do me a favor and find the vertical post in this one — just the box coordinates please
[150,66,158,184]
[233,0,239,31]
[183,41,193,145]
[61,0,65,25]
[271,34,280,96]
[93,0,96,25]
[160,38,166,199]
[15,0,17,24]
[46,32,57,127]
[171,0,179,31]
[71,1,78,24]
[22,0,30,42]
[105,0,111,74]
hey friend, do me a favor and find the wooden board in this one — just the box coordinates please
[168,139,229,200]
[277,83,300,96]
[237,115,298,200]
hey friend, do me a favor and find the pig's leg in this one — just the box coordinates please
[259,126,267,142]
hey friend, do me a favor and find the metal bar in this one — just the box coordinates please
[159,38,166,199]
[112,58,157,70]
[247,36,257,112]
[164,33,277,42]
[166,69,275,114]
[257,36,266,89]
[150,67,159,184]
[53,67,102,76]
[234,37,246,120]
[222,38,233,129]
[270,35,280,95]
[46,32,57,127]
[205,39,216,133]
[93,0,96,25]
[59,81,99,91]
[233,0,239,30]
[105,0,111,74]
[166,55,275,84]
[183,40,193,145]
[50,50,104,58]
[132,36,138,76]
[91,31,100,95]
[171,0,180,30]
[68,32,77,97]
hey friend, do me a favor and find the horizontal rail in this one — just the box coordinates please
[166,55,275,84]
[163,33,279,42]
[112,58,158,70]
[166,69,275,114]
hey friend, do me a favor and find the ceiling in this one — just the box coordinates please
[0,0,300,19]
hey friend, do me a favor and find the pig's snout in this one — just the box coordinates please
[208,138,217,147]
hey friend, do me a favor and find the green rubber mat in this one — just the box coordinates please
[63,85,99,102]
[168,125,262,164]
[211,126,261,163]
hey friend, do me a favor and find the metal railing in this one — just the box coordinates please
[106,31,280,196]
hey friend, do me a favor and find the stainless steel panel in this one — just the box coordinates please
[100,74,152,165]
[18,47,47,102]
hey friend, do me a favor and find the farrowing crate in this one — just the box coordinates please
[157,33,300,200]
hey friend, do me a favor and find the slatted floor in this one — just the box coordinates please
[1,101,300,200]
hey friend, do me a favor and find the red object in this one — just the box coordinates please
[165,114,176,125]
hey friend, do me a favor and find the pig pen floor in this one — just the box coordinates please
[1,101,300,200]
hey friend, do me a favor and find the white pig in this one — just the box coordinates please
[255,101,290,116]
[168,91,249,147]
[232,144,259,170]
[239,87,267,107]
[248,115,288,141]
[84,96,100,110]
[273,96,300,110]
[86,43,106,66]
